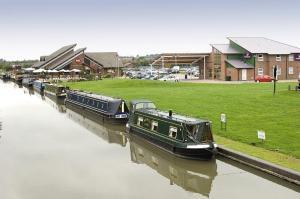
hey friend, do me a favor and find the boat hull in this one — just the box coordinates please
[128,124,216,160]
[33,85,43,93]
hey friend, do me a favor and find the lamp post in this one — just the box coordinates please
[273,65,277,95]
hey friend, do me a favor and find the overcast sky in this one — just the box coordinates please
[1,0,300,60]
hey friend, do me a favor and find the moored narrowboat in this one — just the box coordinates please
[44,83,68,98]
[33,80,50,92]
[22,77,35,87]
[65,90,129,123]
[0,73,10,80]
[14,74,23,84]
[127,100,217,159]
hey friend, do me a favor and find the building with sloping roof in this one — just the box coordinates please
[210,37,300,81]
[31,44,101,73]
[84,52,123,75]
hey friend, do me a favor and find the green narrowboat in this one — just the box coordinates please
[44,83,68,98]
[126,100,217,159]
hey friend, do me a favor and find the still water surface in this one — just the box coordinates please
[0,81,299,199]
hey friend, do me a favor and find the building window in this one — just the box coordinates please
[289,54,294,61]
[169,126,177,139]
[275,66,281,76]
[276,55,281,61]
[288,66,294,75]
[258,67,264,76]
[151,121,158,131]
[258,54,264,61]
[137,117,143,126]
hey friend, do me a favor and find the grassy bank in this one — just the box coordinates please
[65,79,300,171]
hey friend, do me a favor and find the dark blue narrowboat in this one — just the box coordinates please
[33,80,49,92]
[65,90,129,123]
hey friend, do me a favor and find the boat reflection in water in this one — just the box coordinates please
[66,105,127,147]
[129,134,217,197]
[53,97,217,197]
[44,93,66,113]
[22,86,34,96]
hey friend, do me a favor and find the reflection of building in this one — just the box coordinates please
[66,105,127,147]
[129,135,217,197]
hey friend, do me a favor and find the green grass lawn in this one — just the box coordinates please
[65,79,300,169]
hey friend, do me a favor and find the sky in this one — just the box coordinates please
[0,0,300,60]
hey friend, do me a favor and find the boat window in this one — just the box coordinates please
[196,122,213,142]
[137,117,143,126]
[135,102,156,110]
[169,126,177,139]
[151,121,158,131]
[58,87,66,93]
[121,101,125,112]
[186,124,198,136]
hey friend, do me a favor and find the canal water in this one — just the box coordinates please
[0,80,299,199]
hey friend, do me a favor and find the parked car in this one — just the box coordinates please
[171,66,180,73]
[158,75,179,82]
[255,75,274,82]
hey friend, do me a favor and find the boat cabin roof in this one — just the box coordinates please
[45,83,66,88]
[131,99,154,105]
[69,90,123,102]
[137,108,209,125]
[34,80,50,83]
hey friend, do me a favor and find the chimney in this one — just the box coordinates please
[169,110,173,117]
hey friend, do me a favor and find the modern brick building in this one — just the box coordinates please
[84,52,124,75]
[32,44,90,71]
[32,45,124,75]
[211,37,300,81]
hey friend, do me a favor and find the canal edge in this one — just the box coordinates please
[217,146,300,186]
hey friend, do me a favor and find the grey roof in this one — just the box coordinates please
[85,52,123,68]
[228,37,300,54]
[210,44,242,54]
[51,48,86,70]
[45,44,76,62]
[225,59,254,69]
[32,44,76,68]
[32,61,45,68]
[139,108,209,125]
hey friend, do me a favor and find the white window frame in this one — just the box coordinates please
[277,66,281,76]
[137,117,143,126]
[258,54,264,61]
[169,126,177,139]
[276,55,281,61]
[289,54,294,61]
[288,66,294,75]
[151,121,158,131]
[257,67,264,76]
